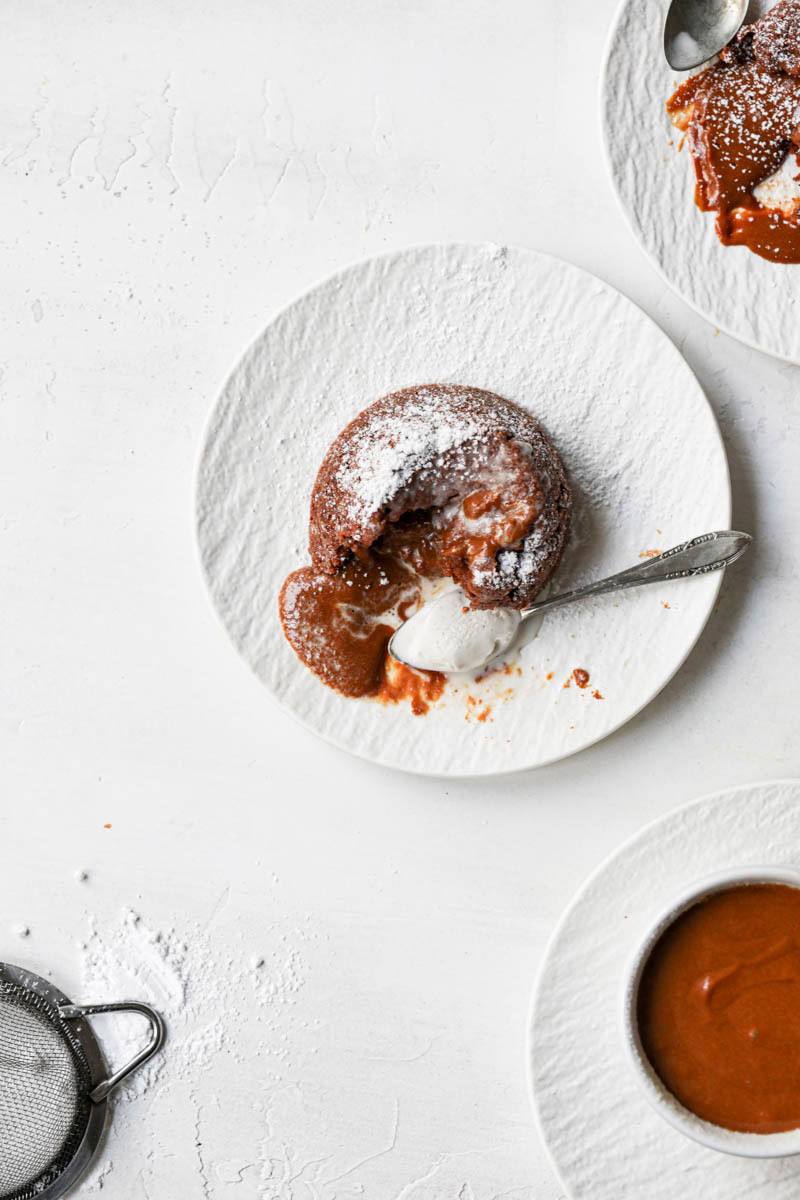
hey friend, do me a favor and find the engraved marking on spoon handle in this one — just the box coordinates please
[520,531,752,620]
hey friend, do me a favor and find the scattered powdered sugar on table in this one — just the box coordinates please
[77,904,318,1194]
[80,908,214,1099]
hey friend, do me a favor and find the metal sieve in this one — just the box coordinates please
[0,962,165,1200]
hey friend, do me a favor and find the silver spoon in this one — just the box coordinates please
[388,530,752,674]
[664,0,747,69]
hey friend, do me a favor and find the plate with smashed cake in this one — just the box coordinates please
[196,243,730,775]
[602,0,800,362]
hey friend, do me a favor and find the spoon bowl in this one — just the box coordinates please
[664,0,747,69]
[389,530,752,675]
[389,589,521,674]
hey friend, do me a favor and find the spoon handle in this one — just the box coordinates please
[520,530,752,620]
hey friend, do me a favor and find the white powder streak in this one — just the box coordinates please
[77,905,314,1193]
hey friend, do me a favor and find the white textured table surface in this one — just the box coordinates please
[2,3,799,1197]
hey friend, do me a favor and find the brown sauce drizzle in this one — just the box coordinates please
[667,4,800,263]
[280,515,461,713]
[375,656,446,716]
[279,517,438,703]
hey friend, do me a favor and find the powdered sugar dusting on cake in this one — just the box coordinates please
[333,387,492,524]
[308,383,571,608]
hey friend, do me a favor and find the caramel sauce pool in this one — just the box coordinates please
[279,517,446,713]
[668,61,800,262]
[638,883,800,1133]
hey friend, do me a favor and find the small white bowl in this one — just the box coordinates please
[621,864,800,1158]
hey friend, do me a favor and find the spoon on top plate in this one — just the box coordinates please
[388,530,752,675]
[663,0,747,69]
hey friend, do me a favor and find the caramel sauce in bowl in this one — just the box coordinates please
[621,866,800,1157]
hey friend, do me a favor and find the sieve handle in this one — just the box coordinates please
[60,1000,166,1102]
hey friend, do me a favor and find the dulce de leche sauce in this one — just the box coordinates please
[666,0,800,263]
[279,516,446,714]
[667,64,800,263]
[637,883,800,1133]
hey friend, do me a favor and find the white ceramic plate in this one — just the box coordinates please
[529,779,800,1198]
[196,243,730,776]
[601,0,800,363]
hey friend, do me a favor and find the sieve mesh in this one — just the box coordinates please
[0,984,92,1200]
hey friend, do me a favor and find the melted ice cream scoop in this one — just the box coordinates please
[388,531,752,675]
[389,588,520,674]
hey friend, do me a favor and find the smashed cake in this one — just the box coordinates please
[279,384,571,709]
[667,0,800,262]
